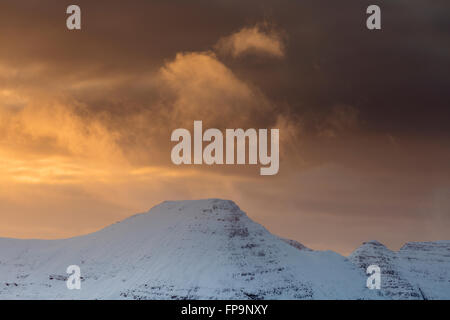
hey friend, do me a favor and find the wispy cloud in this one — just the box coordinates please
[215,23,285,58]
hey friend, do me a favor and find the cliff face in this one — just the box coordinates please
[348,241,421,299]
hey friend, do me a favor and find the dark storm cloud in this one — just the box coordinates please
[1,0,448,136]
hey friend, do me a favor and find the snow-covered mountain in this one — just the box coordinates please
[0,199,447,299]
[349,240,450,299]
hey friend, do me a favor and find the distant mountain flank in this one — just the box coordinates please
[348,240,450,299]
[0,199,448,299]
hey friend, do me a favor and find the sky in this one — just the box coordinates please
[0,0,449,254]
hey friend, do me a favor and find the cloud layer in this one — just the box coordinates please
[0,0,449,254]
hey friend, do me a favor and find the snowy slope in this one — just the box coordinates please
[398,241,450,299]
[349,240,450,300]
[0,199,376,300]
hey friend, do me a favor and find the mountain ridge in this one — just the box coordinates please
[0,199,448,299]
